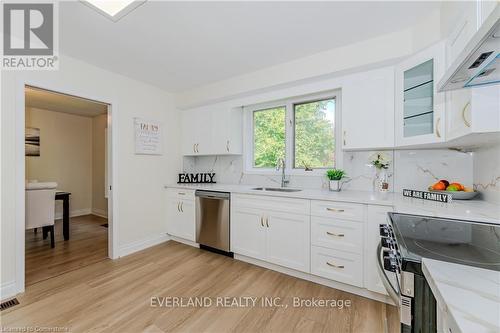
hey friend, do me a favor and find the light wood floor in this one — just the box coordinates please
[25,214,108,285]
[3,241,398,332]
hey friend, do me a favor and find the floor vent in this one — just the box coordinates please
[1,298,19,311]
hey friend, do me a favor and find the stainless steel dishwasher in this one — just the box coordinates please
[195,190,231,254]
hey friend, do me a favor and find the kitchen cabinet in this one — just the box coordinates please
[364,205,391,295]
[181,106,242,156]
[231,207,267,261]
[445,1,498,68]
[166,189,195,241]
[341,66,395,150]
[395,41,446,147]
[181,108,212,155]
[446,85,500,141]
[211,107,243,155]
[231,194,310,273]
[266,211,310,273]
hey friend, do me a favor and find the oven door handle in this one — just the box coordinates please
[377,242,400,305]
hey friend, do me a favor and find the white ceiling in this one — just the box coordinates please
[60,1,441,92]
[26,87,108,117]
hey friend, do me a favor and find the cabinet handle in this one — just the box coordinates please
[196,143,199,153]
[461,102,471,128]
[266,217,269,228]
[436,117,441,138]
[326,262,344,269]
[343,131,347,146]
[326,231,345,237]
[177,202,180,212]
[226,140,230,152]
[193,144,196,153]
[180,202,184,212]
[260,216,264,227]
[326,208,345,213]
[178,192,185,195]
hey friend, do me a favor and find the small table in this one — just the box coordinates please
[56,191,71,240]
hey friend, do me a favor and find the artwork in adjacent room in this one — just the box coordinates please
[134,118,162,155]
[25,127,40,156]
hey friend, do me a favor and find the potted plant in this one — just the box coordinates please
[326,169,346,192]
[369,152,391,192]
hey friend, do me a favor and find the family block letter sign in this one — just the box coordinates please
[134,118,162,155]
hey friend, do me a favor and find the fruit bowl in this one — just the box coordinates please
[429,190,478,200]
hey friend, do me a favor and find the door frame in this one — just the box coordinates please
[15,78,119,294]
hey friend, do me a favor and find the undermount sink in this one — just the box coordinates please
[251,187,302,193]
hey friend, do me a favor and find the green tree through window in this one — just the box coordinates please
[252,98,335,169]
[253,106,286,168]
[294,99,335,169]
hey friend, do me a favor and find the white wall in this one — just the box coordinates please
[1,55,181,298]
[175,10,441,109]
[25,108,93,218]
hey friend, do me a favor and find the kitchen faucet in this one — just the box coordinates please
[276,158,290,188]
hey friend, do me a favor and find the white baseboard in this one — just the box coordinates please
[55,208,91,220]
[0,280,17,301]
[91,208,108,218]
[235,254,393,305]
[119,234,170,257]
[169,235,199,248]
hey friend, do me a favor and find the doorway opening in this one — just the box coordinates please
[24,86,113,286]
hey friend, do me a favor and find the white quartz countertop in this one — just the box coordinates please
[422,258,500,333]
[166,183,500,224]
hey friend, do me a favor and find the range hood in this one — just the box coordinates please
[438,6,500,92]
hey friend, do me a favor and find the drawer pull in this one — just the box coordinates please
[260,217,264,227]
[326,262,344,269]
[178,192,186,195]
[326,231,345,237]
[326,208,345,213]
[265,217,269,228]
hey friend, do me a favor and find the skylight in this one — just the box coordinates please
[82,1,146,21]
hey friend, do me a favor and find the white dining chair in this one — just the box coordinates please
[26,182,58,248]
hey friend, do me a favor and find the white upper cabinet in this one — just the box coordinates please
[447,85,500,141]
[395,41,447,147]
[342,67,395,150]
[445,1,498,67]
[181,106,242,156]
[211,107,243,155]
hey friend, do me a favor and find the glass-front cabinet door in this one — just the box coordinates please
[395,42,446,146]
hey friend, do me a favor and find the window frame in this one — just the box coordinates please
[243,90,342,176]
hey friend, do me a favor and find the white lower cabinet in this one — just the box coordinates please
[364,205,392,295]
[231,207,267,261]
[266,211,310,273]
[229,194,393,300]
[166,189,195,242]
[311,246,363,287]
[231,194,310,273]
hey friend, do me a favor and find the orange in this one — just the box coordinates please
[432,182,446,191]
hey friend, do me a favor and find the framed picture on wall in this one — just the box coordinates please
[134,118,162,155]
[25,127,40,156]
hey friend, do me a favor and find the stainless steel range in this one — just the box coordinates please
[378,212,500,333]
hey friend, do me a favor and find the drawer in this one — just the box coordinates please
[166,188,195,200]
[232,194,309,215]
[311,200,365,221]
[311,216,363,254]
[311,246,363,287]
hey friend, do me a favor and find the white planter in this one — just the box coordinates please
[329,180,341,192]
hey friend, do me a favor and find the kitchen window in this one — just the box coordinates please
[245,91,339,174]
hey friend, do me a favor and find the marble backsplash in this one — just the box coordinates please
[182,148,475,193]
[473,143,500,204]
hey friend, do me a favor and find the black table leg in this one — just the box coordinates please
[63,196,69,240]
